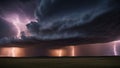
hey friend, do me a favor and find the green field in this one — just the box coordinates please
[0,57,120,68]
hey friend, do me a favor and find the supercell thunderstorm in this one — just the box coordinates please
[0,0,120,56]
[27,0,120,56]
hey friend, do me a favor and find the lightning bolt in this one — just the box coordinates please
[57,49,62,57]
[12,15,21,39]
[7,47,16,57]
[113,41,118,56]
[3,13,33,39]
[11,47,16,57]
[71,46,75,56]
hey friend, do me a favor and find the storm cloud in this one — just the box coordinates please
[0,0,120,48]
[27,0,120,40]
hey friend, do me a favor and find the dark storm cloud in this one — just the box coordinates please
[0,0,120,48]
[36,0,111,19]
[27,0,120,40]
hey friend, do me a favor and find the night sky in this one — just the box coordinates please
[0,0,120,57]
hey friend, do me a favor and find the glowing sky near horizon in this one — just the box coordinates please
[0,41,119,57]
[0,47,25,57]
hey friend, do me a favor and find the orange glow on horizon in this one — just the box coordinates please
[57,49,63,57]
[0,47,25,57]
[49,49,65,57]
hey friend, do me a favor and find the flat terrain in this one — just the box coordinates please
[0,57,120,68]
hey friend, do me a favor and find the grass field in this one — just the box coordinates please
[0,57,120,68]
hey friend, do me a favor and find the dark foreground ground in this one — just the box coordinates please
[0,57,120,68]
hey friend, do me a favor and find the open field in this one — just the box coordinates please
[0,57,120,68]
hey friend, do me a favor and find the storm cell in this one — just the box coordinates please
[27,0,120,40]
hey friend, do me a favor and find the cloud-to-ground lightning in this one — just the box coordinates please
[57,49,63,57]
[11,47,16,57]
[4,47,16,57]
[70,46,75,56]
[113,40,120,56]
[49,49,64,57]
